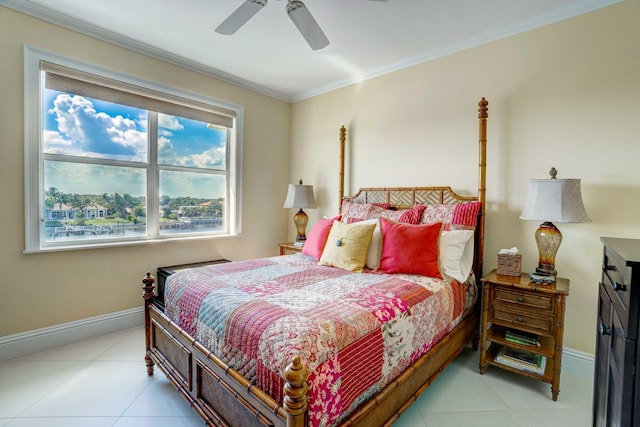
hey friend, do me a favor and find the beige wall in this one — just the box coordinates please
[290,1,640,354]
[0,8,291,336]
[2,2,639,355]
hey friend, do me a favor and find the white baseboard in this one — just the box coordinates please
[562,347,595,379]
[0,308,596,381]
[0,307,144,362]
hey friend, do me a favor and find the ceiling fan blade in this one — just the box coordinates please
[286,1,330,50]
[216,0,267,35]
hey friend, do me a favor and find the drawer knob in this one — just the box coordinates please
[517,316,523,323]
[517,296,525,303]
[614,282,627,292]
[600,323,611,336]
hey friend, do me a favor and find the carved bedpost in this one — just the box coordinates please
[142,272,156,376]
[284,357,308,427]
[476,97,489,278]
[339,125,346,213]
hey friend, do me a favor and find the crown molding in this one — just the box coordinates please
[291,0,622,102]
[0,0,292,102]
[2,0,622,104]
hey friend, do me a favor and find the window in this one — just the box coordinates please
[24,47,243,252]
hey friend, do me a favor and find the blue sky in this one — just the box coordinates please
[43,90,227,198]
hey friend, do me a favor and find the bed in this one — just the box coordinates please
[141,97,489,427]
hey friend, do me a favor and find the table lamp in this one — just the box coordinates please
[520,167,590,280]
[283,179,317,246]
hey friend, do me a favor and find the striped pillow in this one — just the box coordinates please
[420,202,481,229]
[452,202,482,228]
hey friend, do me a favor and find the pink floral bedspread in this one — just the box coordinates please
[164,254,476,427]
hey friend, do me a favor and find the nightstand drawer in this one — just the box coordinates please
[490,306,554,336]
[493,288,554,312]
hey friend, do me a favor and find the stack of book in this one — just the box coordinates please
[495,346,546,375]
[504,330,540,347]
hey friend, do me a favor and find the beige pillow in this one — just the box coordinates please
[360,218,382,270]
[319,220,376,272]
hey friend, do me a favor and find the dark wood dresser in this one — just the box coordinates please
[593,237,640,427]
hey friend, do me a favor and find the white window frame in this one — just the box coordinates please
[24,46,243,253]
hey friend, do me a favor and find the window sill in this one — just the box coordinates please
[23,232,242,254]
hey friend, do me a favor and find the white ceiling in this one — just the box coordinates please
[2,0,619,102]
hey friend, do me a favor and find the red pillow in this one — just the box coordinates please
[398,204,426,224]
[452,202,481,228]
[378,218,443,278]
[301,215,342,260]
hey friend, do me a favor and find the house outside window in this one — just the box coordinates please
[24,47,243,253]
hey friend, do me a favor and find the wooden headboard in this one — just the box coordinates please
[338,97,489,278]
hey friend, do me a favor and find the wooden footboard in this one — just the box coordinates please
[144,272,300,427]
[143,272,479,427]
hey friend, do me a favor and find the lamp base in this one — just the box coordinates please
[534,265,557,278]
[293,208,309,244]
[529,273,557,285]
[534,221,562,280]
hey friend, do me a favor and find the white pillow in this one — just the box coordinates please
[439,230,475,282]
[360,218,382,270]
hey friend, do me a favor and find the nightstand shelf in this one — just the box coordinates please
[486,324,555,357]
[485,342,554,382]
[479,269,570,401]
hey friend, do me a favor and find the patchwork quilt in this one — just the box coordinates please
[165,254,476,427]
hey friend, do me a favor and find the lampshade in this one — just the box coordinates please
[520,170,589,280]
[283,181,317,209]
[520,179,590,223]
[284,180,316,245]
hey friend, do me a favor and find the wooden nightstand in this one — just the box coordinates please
[278,242,303,255]
[156,259,230,309]
[479,269,570,401]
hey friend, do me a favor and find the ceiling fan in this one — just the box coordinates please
[215,0,388,51]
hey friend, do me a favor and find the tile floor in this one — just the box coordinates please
[0,327,593,426]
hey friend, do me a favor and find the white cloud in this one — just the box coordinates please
[43,130,73,146]
[160,170,225,199]
[190,146,226,168]
[43,94,226,197]
[158,113,184,131]
[45,94,147,161]
[161,145,225,169]
[45,161,146,196]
